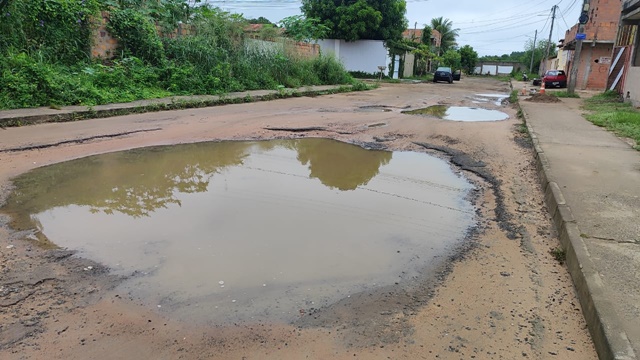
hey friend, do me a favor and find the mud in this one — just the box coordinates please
[0,78,597,359]
[525,93,562,103]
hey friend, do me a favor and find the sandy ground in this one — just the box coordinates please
[0,78,597,359]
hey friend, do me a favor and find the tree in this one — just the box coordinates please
[412,43,434,76]
[441,49,461,69]
[521,39,557,73]
[279,15,330,43]
[248,16,273,24]
[430,17,459,54]
[458,45,478,75]
[301,0,407,41]
[420,25,433,47]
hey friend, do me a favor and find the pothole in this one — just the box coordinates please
[1,139,476,325]
[403,105,509,122]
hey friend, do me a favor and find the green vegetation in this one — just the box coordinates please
[1,83,373,127]
[429,17,459,54]
[459,45,478,75]
[550,247,566,265]
[301,0,407,42]
[551,91,580,98]
[509,90,518,104]
[0,0,353,110]
[583,91,640,150]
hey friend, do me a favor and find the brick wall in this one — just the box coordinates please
[285,41,320,59]
[91,12,118,59]
[567,44,615,89]
[564,0,623,43]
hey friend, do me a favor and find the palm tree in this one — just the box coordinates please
[430,17,459,55]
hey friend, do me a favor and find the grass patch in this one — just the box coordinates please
[551,91,580,98]
[583,91,640,149]
[509,90,519,104]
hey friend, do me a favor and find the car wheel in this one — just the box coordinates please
[449,78,453,84]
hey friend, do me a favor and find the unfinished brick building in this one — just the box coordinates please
[561,0,623,90]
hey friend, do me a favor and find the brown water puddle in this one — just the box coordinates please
[404,105,509,121]
[2,139,475,325]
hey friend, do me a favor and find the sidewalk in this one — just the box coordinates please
[0,85,347,127]
[520,98,639,360]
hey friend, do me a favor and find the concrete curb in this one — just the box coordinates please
[0,85,357,128]
[522,113,637,360]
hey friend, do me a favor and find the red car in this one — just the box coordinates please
[543,70,567,88]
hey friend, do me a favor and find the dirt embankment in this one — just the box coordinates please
[0,78,596,359]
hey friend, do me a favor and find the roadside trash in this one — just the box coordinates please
[218,280,224,285]
[6,245,14,249]
[231,299,236,303]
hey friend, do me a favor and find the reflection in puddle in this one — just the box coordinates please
[404,105,509,122]
[2,139,476,324]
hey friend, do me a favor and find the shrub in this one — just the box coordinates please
[108,8,165,65]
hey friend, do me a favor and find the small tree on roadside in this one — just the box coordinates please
[458,45,478,74]
[441,49,461,69]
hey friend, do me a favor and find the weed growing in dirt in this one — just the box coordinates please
[516,123,528,134]
[509,90,519,104]
[550,247,566,264]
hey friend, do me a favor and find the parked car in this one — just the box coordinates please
[453,69,461,81]
[433,67,453,83]
[542,69,567,88]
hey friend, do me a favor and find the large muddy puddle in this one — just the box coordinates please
[404,105,509,122]
[2,139,476,324]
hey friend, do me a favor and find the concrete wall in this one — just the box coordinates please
[557,49,570,71]
[403,53,415,78]
[317,39,389,74]
[624,66,640,106]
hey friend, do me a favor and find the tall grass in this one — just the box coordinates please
[0,2,353,110]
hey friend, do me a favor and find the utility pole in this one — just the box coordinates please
[568,0,591,94]
[529,30,538,74]
[542,5,558,75]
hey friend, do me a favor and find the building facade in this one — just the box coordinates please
[561,0,623,90]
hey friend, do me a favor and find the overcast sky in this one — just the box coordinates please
[206,0,582,56]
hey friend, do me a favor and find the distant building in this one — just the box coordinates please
[561,0,622,90]
[402,28,442,48]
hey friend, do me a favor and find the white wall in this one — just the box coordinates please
[497,66,514,74]
[317,39,389,74]
[624,66,640,107]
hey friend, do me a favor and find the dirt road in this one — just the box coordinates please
[0,78,597,359]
